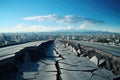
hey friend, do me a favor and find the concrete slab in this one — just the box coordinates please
[35,71,56,80]
[99,59,105,65]
[23,72,36,79]
[61,70,92,80]
[38,65,57,72]
[90,56,98,65]
[93,69,114,80]
[91,75,107,80]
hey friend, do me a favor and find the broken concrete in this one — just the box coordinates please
[0,40,57,80]
[90,56,98,65]
[60,40,120,80]
[0,39,119,80]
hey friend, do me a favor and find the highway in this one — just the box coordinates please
[0,40,46,60]
[55,41,114,80]
[74,41,120,57]
[0,40,116,80]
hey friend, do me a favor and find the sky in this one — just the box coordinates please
[0,0,120,33]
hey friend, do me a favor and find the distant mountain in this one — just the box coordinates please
[56,29,103,32]
[56,29,107,33]
[54,29,119,35]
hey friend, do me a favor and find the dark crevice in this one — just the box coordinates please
[60,68,97,72]
[46,71,57,72]
[54,47,65,60]
[55,61,62,80]
[90,71,112,80]
[113,75,120,80]
[39,60,54,65]
[58,55,65,59]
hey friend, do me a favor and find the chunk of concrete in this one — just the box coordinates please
[69,46,73,51]
[99,59,105,65]
[35,71,56,80]
[77,49,81,54]
[72,47,76,53]
[38,65,57,72]
[91,75,107,80]
[90,56,98,65]
[61,70,92,80]
[93,69,114,80]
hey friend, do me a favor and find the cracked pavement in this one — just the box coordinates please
[54,40,115,80]
[21,40,116,80]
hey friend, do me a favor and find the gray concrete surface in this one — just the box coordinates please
[0,41,45,60]
[54,40,115,80]
[0,40,118,80]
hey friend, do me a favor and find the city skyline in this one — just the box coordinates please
[0,0,120,33]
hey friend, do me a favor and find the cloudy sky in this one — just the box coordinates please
[0,0,120,33]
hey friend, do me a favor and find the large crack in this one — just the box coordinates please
[54,40,120,80]
[60,67,97,72]
[54,43,63,80]
[55,61,62,80]
[60,40,120,79]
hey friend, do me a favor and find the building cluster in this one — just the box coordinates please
[0,31,120,47]
[0,32,56,47]
[63,32,120,46]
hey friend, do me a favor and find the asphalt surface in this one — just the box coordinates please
[55,41,115,80]
[0,40,116,80]
[74,41,120,57]
[0,41,45,60]
[17,40,115,80]
[19,59,57,80]
[16,40,58,80]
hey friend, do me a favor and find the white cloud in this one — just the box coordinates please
[16,24,25,29]
[79,22,93,29]
[67,25,72,29]
[21,14,104,31]
[15,24,66,32]
[23,14,103,24]
[23,14,57,21]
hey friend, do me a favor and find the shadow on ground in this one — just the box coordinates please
[0,40,55,80]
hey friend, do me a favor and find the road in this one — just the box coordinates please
[74,41,120,57]
[0,40,46,60]
[0,40,58,80]
[0,40,116,80]
[18,40,58,80]
[55,41,115,80]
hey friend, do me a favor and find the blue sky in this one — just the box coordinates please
[0,0,120,33]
